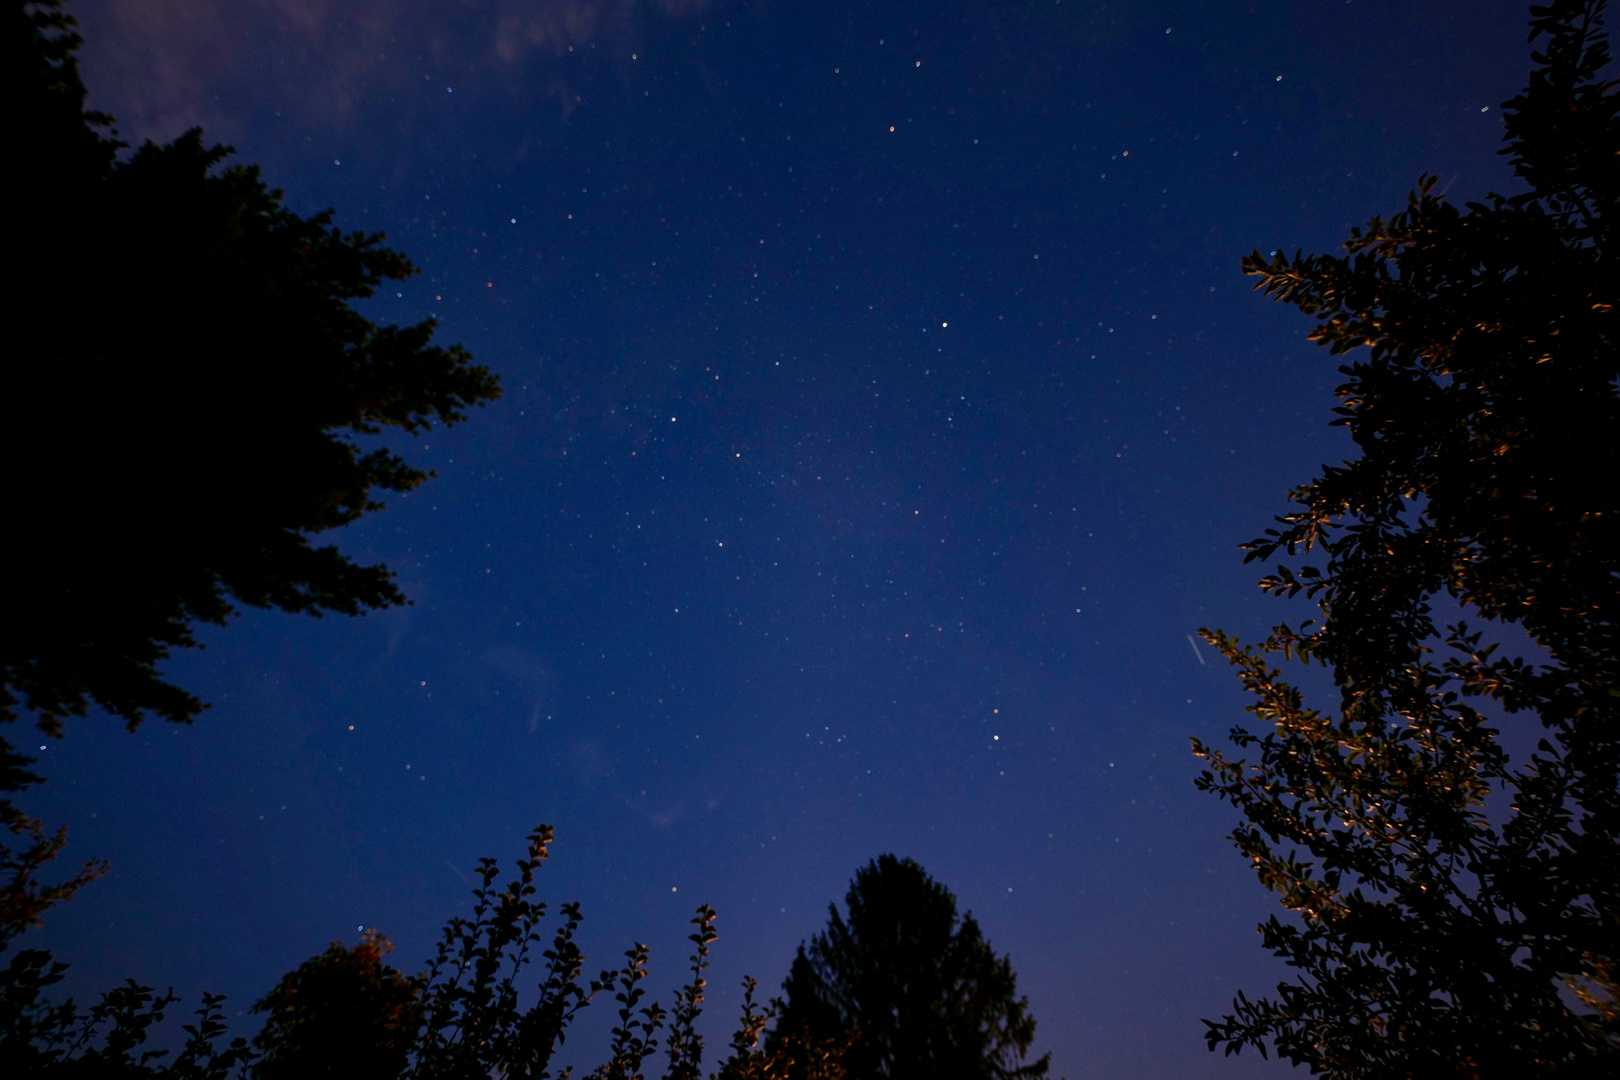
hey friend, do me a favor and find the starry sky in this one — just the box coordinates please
[29,2,1535,1076]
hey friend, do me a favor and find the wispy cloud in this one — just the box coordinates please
[75,0,716,142]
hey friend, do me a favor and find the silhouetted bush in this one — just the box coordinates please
[0,825,848,1080]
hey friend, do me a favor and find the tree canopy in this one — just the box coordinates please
[251,932,423,1080]
[3,0,499,949]
[0,826,849,1080]
[1194,0,1619,1074]
[774,855,1049,1080]
[4,0,500,737]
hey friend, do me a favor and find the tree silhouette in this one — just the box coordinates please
[5,0,500,740]
[1,825,850,1080]
[0,738,102,952]
[4,0,498,934]
[1196,0,1619,1073]
[775,855,1049,1080]
[251,932,423,1080]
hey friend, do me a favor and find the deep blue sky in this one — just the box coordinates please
[30,2,1533,1076]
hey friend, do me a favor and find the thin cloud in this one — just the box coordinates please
[76,0,717,142]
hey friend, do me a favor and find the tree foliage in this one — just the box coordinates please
[1194,1,1619,1074]
[0,738,103,954]
[4,0,501,737]
[0,947,256,1079]
[4,0,498,941]
[252,932,423,1080]
[0,825,849,1080]
[715,978,848,1080]
[775,855,1048,1080]
[406,825,600,1080]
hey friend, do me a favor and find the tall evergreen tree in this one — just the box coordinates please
[5,0,501,737]
[3,0,500,944]
[776,856,1048,1080]
[1195,1,1619,1074]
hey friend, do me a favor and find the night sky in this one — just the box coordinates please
[30,2,1534,1076]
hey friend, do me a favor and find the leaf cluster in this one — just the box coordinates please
[0,734,104,954]
[408,825,599,1080]
[0,948,254,1079]
[1196,1,1620,1074]
[713,977,849,1080]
